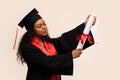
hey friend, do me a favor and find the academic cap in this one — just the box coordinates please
[18,8,42,30]
[13,8,41,49]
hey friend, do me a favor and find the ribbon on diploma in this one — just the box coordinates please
[76,33,94,44]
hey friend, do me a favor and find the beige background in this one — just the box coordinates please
[0,0,120,80]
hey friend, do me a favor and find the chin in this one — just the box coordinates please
[42,35,50,39]
[42,34,48,37]
[43,34,48,36]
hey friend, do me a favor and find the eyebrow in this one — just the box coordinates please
[43,21,45,23]
[40,21,45,24]
[36,20,45,25]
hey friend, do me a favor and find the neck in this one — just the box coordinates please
[34,35,43,43]
[34,35,46,47]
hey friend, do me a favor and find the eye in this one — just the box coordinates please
[43,22,46,25]
[37,24,42,28]
[43,23,46,25]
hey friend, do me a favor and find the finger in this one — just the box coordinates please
[92,16,96,25]
[77,50,82,53]
[78,50,82,53]
[78,52,82,56]
[88,14,91,17]
[94,16,97,22]
[86,15,91,20]
[76,48,82,51]
[94,16,96,20]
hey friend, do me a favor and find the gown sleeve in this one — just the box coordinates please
[52,23,95,53]
[21,43,73,75]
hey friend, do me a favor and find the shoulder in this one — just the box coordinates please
[21,43,34,48]
[20,43,39,52]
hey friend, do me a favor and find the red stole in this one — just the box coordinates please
[31,38,60,80]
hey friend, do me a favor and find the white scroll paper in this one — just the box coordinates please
[76,15,94,49]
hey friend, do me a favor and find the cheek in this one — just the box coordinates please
[35,29,42,35]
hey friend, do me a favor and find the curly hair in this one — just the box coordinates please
[17,26,35,64]
[17,26,51,64]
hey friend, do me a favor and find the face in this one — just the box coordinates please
[34,19,48,37]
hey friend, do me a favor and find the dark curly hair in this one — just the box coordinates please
[16,26,35,64]
[17,26,51,64]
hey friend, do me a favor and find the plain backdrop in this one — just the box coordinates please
[0,0,120,80]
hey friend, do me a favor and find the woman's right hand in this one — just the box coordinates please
[72,48,82,59]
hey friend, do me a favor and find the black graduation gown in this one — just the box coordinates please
[20,23,94,80]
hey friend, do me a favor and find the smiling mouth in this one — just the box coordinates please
[43,30,48,34]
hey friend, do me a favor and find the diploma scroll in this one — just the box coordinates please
[76,15,94,49]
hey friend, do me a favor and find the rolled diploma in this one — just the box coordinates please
[76,15,94,49]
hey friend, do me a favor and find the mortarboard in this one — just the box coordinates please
[13,8,42,49]
[18,8,42,30]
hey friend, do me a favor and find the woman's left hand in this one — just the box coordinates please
[84,15,96,26]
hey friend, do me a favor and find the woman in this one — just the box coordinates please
[17,8,96,80]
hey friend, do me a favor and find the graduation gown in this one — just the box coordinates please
[20,23,94,80]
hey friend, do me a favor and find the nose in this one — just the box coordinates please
[42,25,47,29]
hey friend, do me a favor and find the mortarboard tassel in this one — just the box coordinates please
[13,28,18,49]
